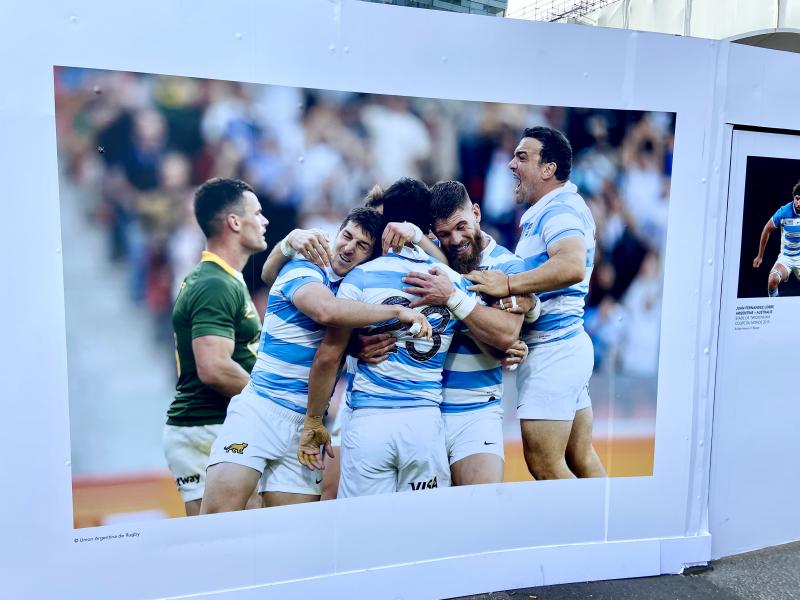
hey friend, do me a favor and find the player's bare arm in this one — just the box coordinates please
[292,281,432,336]
[260,228,332,287]
[298,326,352,470]
[402,266,523,352]
[753,219,777,268]
[381,221,448,264]
[192,335,251,398]
[467,236,586,297]
[463,333,528,370]
[491,293,536,315]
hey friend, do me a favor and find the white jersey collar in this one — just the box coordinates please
[325,265,344,283]
[519,180,578,226]
[480,233,497,262]
[388,243,428,261]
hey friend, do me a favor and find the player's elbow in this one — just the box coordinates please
[562,261,586,286]
[311,345,345,375]
[312,303,338,327]
[314,350,341,370]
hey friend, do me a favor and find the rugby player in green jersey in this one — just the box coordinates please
[165,178,268,516]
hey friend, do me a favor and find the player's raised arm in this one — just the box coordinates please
[753,219,777,268]
[381,221,448,264]
[261,228,332,288]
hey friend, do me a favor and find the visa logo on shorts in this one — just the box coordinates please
[224,442,248,454]
[175,474,200,487]
[408,476,438,491]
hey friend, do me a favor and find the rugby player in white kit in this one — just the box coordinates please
[467,127,607,481]
[402,180,532,485]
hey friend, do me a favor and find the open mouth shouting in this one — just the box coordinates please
[512,172,521,197]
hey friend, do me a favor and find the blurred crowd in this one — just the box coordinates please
[55,67,673,376]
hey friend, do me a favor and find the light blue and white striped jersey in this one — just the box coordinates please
[337,245,474,410]
[250,258,341,413]
[515,181,595,345]
[441,235,525,414]
[771,202,800,258]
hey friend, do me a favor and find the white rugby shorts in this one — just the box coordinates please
[776,253,800,279]
[517,330,593,421]
[207,385,322,496]
[338,406,450,498]
[163,423,221,502]
[443,404,504,465]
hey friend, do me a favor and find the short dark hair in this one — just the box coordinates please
[430,180,471,223]
[339,207,383,257]
[380,177,432,234]
[194,178,255,239]
[522,126,572,181]
[793,181,800,197]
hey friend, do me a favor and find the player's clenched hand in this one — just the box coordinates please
[465,269,510,298]
[297,415,333,471]
[501,339,529,369]
[287,228,332,267]
[753,256,763,269]
[492,294,534,315]
[382,222,418,255]
[402,266,455,308]
[356,333,396,364]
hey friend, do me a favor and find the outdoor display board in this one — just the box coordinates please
[2,0,798,597]
[711,128,800,558]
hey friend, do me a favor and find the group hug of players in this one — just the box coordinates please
[164,126,608,517]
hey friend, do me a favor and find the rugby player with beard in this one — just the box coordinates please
[401,181,533,485]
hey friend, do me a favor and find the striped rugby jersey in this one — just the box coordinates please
[771,201,800,259]
[337,245,474,409]
[440,235,525,414]
[250,258,342,413]
[515,181,595,346]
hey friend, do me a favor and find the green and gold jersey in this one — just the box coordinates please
[167,251,262,426]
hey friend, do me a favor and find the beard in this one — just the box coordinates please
[446,229,484,274]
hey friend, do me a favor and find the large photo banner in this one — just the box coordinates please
[56,67,672,528]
